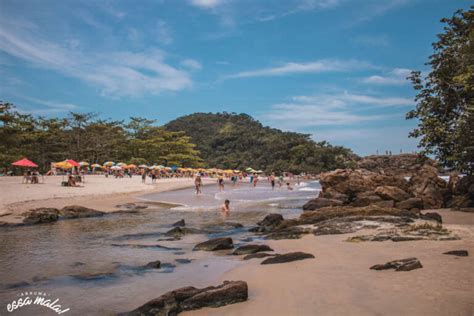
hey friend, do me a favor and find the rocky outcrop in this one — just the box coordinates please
[22,208,59,225]
[123,281,248,316]
[302,198,343,211]
[232,244,273,255]
[249,213,284,233]
[261,252,315,265]
[60,205,105,218]
[446,174,474,208]
[357,154,435,176]
[408,165,448,209]
[370,258,422,271]
[375,186,411,202]
[443,250,469,257]
[395,197,424,210]
[193,238,234,251]
[420,212,442,223]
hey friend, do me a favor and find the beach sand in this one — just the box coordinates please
[0,175,211,223]
[184,209,474,316]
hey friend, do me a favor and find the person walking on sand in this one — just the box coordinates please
[253,173,258,187]
[221,199,230,217]
[141,169,147,184]
[218,174,224,191]
[249,173,253,184]
[195,173,202,194]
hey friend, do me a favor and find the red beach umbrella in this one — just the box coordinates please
[66,159,80,167]
[12,158,38,168]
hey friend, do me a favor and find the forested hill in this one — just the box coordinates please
[165,112,357,173]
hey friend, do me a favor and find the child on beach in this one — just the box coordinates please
[221,199,230,217]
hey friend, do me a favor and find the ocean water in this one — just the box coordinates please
[0,180,320,315]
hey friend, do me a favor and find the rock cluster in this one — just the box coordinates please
[357,154,436,176]
[193,237,234,251]
[261,252,315,265]
[304,165,473,211]
[122,281,248,315]
[370,258,423,272]
[21,205,105,225]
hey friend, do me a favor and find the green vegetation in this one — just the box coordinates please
[0,102,202,170]
[407,7,474,174]
[165,112,356,173]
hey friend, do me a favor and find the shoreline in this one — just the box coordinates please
[0,175,214,224]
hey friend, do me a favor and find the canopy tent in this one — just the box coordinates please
[12,158,38,168]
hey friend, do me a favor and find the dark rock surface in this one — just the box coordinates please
[395,197,424,210]
[357,154,435,176]
[243,253,276,260]
[302,198,343,211]
[443,250,469,257]
[375,186,411,202]
[111,243,182,251]
[22,208,59,224]
[370,258,422,271]
[261,252,315,265]
[193,237,234,251]
[60,205,105,218]
[420,212,443,223]
[232,244,273,255]
[123,281,248,315]
[144,260,161,269]
[172,219,186,227]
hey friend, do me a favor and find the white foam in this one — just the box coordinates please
[298,187,320,192]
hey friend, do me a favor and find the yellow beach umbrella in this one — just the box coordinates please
[103,161,115,167]
[53,161,74,169]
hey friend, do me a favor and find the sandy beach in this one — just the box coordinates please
[184,209,474,316]
[0,175,212,223]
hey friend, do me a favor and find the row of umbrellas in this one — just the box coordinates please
[11,158,264,174]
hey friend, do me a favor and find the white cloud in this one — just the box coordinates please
[224,59,374,79]
[181,58,202,70]
[189,0,225,9]
[0,23,193,97]
[361,68,412,85]
[155,19,173,45]
[14,95,79,114]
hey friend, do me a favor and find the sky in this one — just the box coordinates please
[0,0,471,155]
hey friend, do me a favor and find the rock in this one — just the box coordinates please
[350,192,383,207]
[144,260,161,269]
[164,227,207,238]
[71,272,116,281]
[193,237,234,251]
[257,214,284,228]
[123,281,248,315]
[302,198,343,211]
[172,219,186,227]
[420,212,442,223]
[357,154,435,176]
[111,244,182,251]
[60,205,105,218]
[443,250,469,257]
[370,258,422,271]
[243,253,276,260]
[409,164,448,209]
[232,244,273,255]
[396,197,424,210]
[390,236,424,242]
[375,186,411,202]
[261,252,315,265]
[265,226,311,240]
[116,203,148,210]
[175,259,193,264]
[318,188,350,203]
[22,208,59,225]
[5,281,30,289]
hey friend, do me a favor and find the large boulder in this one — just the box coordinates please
[350,191,383,207]
[318,188,349,203]
[447,175,474,208]
[375,186,411,202]
[261,252,315,265]
[123,281,248,316]
[409,164,449,209]
[60,205,105,218]
[302,198,343,211]
[193,237,234,251]
[232,244,273,255]
[395,197,424,210]
[257,214,284,227]
[22,208,59,225]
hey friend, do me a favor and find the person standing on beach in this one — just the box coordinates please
[141,169,147,183]
[253,173,258,187]
[195,173,202,194]
[249,173,254,184]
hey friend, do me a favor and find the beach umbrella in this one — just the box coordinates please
[138,164,148,169]
[12,158,38,168]
[91,163,101,168]
[79,161,89,167]
[54,161,74,169]
[66,159,80,167]
[234,170,241,173]
[110,166,122,170]
[116,162,127,167]
[103,161,115,167]
[245,167,255,172]
[124,164,137,169]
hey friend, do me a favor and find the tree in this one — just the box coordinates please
[406,7,474,173]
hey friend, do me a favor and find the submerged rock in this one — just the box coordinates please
[60,205,105,218]
[172,219,186,227]
[265,226,311,240]
[175,258,193,264]
[232,244,273,255]
[443,250,469,257]
[193,237,234,251]
[257,214,284,228]
[111,243,182,251]
[144,260,161,269]
[123,280,248,315]
[261,252,315,265]
[22,208,59,225]
[70,272,116,281]
[370,258,422,272]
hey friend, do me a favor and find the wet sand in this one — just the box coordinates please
[184,210,474,316]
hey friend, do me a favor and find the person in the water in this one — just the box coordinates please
[217,174,224,191]
[221,199,230,216]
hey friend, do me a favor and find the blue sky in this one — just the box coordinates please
[0,0,471,155]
